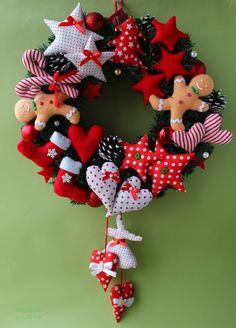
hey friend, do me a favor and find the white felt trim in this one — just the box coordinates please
[35,120,46,128]
[158,99,164,111]
[50,131,71,150]
[66,107,78,120]
[170,118,183,124]
[60,157,82,174]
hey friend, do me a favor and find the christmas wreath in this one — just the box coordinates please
[15,1,233,322]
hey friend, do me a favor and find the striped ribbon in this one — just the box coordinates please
[15,49,81,106]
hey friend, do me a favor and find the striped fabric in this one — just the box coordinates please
[15,49,81,99]
[202,114,233,144]
[172,123,205,153]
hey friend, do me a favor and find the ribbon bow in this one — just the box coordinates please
[59,16,85,34]
[121,182,139,200]
[89,261,117,277]
[80,50,102,67]
[102,170,120,183]
[109,238,126,248]
[113,297,134,308]
[15,49,81,106]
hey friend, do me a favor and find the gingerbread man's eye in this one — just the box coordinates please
[39,101,44,106]
[49,100,54,104]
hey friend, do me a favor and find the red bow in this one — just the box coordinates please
[48,69,78,108]
[121,182,139,200]
[102,170,120,183]
[109,238,126,248]
[59,16,85,34]
[80,50,102,67]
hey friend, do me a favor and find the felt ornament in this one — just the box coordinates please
[151,16,188,51]
[15,91,80,131]
[89,250,118,291]
[106,215,142,269]
[172,123,205,153]
[15,49,81,109]
[202,113,233,144]
[107,0,128,26]
[109,17,144,66]
[54,157,90,203]
[87,191,103,208]
[44,2,103,56]
[149,74,214,131]
[120,133,163,182]
[132,71,165,105]
[17,131,71,168]
[107,176,153,217]
[149,152,195,196]
[189,60,206,77]
[82,81,103,101]
[20,124,39,142]
[86,162,120,214]
[110,282,134,322]
[68,125,104,164]
[153,48,189,81]
[65,36,115,82]
[84,12,106,32]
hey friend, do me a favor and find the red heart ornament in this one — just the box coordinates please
[110,282,135,322]
[89,250,118,292]
[68,125,104,164]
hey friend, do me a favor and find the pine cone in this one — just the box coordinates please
[205,89,226,113]
[45,54,76,75]
[98,136,124,165]
[137,14,155,33]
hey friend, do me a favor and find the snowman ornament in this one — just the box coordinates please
[106,214,142,269]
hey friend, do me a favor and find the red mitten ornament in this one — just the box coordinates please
[54,157,90,203]
[109,17,144,66]
[17,131,71,168]
[89,250,118,292]
[68,125,104,164]
[110,282,134,322]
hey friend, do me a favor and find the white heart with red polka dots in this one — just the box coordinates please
[86,162,119,213]
[108,176,153,217]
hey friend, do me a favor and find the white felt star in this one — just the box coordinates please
[65,36,115,82]
[44,2,103,56]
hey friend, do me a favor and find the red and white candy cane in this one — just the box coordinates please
[15,49,81,107]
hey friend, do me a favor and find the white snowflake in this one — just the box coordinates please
[126,23,132,30]
[117,51,123,57]
[47,148,58,158]
[128,42,134,48]
[119,42,123,47]
[125,55,129,59]
[62,173,72,183]
[120,36,124,40]
[123,46,127,51]
[125,31,129,35]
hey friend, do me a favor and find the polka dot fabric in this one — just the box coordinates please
[149,152,195,196]
[110,282,134,322]
[107,241,137,269]
[44,2,103,56]
[86,162,119,214]
[65,35,115,82]
[89,250,118,292]
[108,176,153,217]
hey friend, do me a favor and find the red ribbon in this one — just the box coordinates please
[48,69,78,108]
[109,238,126,248]
[80,50,102,67]
[59,16,85,34]
[121,182,139,200]
[102,170,120,183]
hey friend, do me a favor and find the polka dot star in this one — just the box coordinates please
[65,36,115,82]
[44,2,103,56]
[120,133,164,182]
[149,152,195,196]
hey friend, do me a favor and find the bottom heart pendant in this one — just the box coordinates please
[89,250,118,291]
[110,282,135,322]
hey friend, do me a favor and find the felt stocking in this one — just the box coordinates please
[17,131,71,167]
[54,157,90,204]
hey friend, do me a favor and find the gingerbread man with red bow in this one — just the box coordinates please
[149,74,214,131]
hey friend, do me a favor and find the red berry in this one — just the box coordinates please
[21,124,39,142]
[84,12,106,32]
[87,191,103,208]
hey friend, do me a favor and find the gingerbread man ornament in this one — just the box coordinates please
[15,91,80,131]
[149,74,214,131]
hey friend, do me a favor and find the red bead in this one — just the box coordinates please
[189,60,206,77]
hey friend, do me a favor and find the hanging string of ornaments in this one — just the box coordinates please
[15,0,233,322]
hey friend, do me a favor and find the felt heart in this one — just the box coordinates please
[172,122,205,152]
[202,113,233,144]
[89,249,118,292]
[110,282,134,322]
[108,176,153,217]
[68,125,104,164]
[86,162,120,214]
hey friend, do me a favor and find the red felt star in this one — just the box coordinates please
[82,82,102,101]
[153,47,189,81]
[149,152,195,196]
[37,167,54,183]
[132,71,165,105]
[121,134,164,182]
[151,16,188,51]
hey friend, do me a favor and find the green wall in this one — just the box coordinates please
[1,0,236,327]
